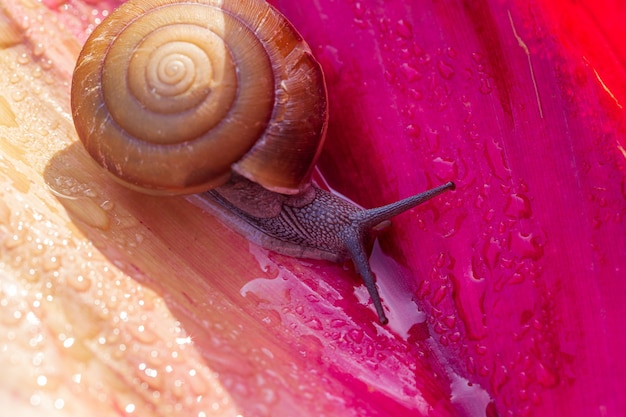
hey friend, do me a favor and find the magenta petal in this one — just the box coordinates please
[273,0,626,415]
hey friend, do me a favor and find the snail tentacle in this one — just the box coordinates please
[206,176,455,324]
[342,231,389,325]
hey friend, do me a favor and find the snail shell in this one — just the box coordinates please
[71,0,327,195]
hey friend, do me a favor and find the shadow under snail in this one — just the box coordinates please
[70,0,455,325]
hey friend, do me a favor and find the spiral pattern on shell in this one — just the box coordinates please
[71,0,327,195]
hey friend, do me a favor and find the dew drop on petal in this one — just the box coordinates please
[505,193,532,218]
[509,231,543,261]
[66,274,91,292]
[437,60,455,80]
[432,156,458,181]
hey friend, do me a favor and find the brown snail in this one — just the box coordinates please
[71,0,455,325]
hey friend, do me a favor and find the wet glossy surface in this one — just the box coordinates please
[1,0,625,416]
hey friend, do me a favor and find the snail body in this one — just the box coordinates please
[71,0,455,324]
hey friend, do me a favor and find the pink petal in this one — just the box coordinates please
[273,0,626,415]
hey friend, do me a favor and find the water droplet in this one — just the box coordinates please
[417,279,431,299]
[449,332,461,342]
[479,77,492,94]
[450,271,487,340]
[41,59,53,70]
[505,193,532,218]
[17,53,29,64]
[395,19,412,39]
[509,231,543,260]
[484,139,510,180]
[432,156,457,181]
[508,272,525,285]
[433,321,445,334]
[405,123,420,138]
[352,1,365,19]
[471,52,483,63]
[4,230,25,249]
[408,88,423,101]
[535,361,557,387]
[32,43,45,57]
[443,315,456,328]
[347,328,364,344]
[42,255,60,272]
[475,345,488,355]
[36,375,48,387]
[132,324,157,344]
[54,398,65,410]
[66,274,91,292]
[100,200,115,211]
[437,60,455,80]
[329,318,347,328]
[431,284,448,305]
[435,252,446,268]
[482,237,502,268]
[399,62,421,82]
[137,363,162,389]
[466,356,476,375]
[306,317,322,330]
[518,371,530,388]
[11,90,25,102]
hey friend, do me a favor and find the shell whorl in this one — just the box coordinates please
[71,0,328,195]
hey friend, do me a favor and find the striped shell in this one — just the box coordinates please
[71,0,328,195]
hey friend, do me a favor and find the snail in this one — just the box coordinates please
[70,0,455,325]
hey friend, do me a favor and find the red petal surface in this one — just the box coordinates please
[270,0,626,415]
